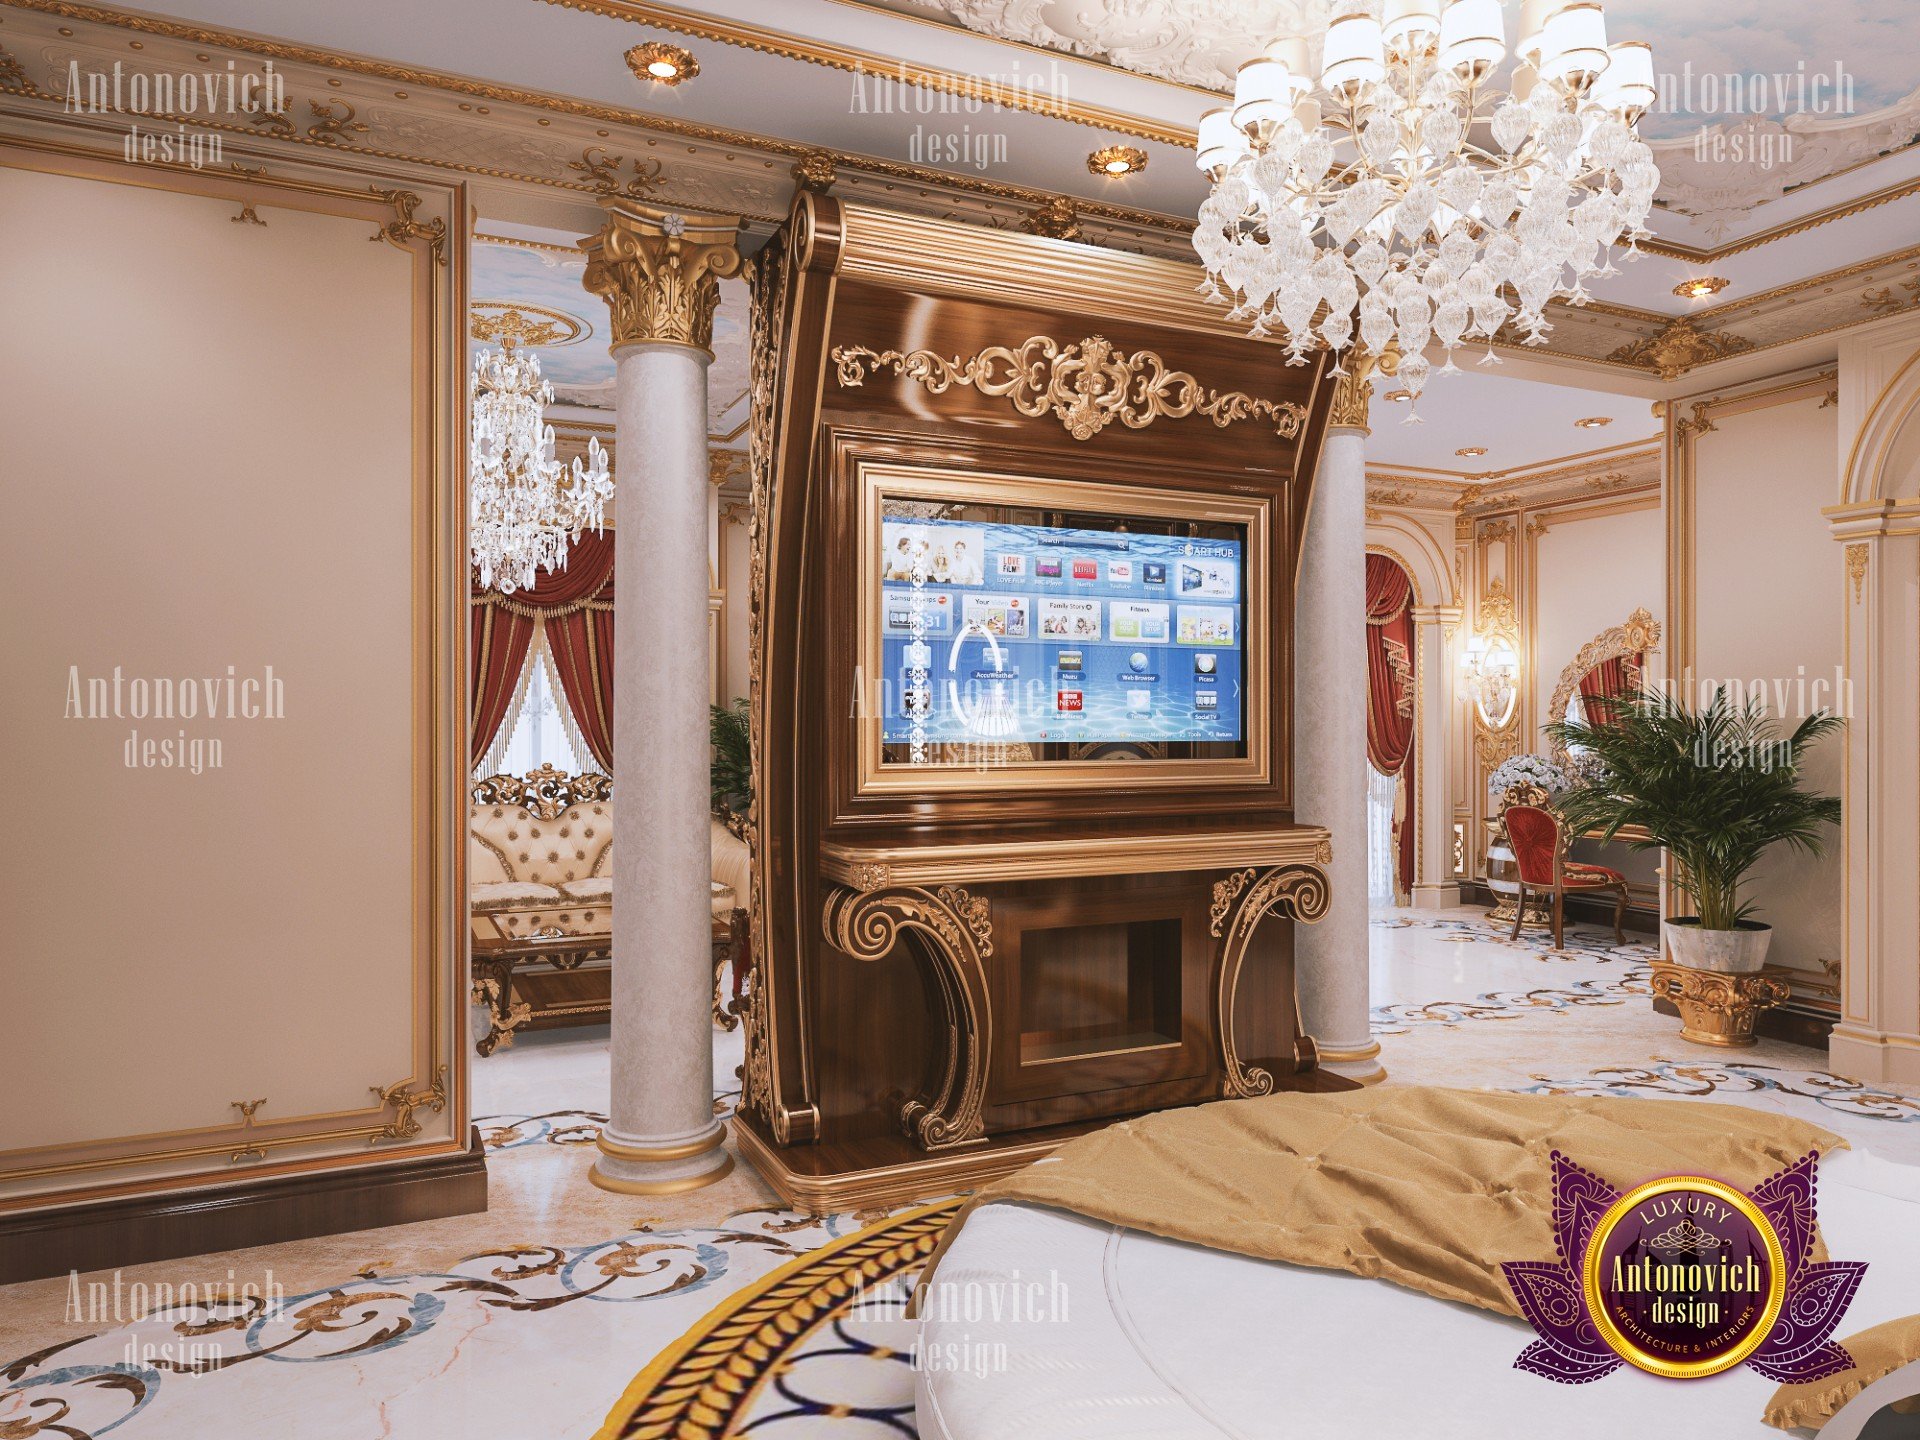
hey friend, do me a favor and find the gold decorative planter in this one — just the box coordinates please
[1649,960,1793,1047]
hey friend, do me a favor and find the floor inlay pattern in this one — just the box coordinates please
[1521,1060,1920,1122]
[6,911,1916,1438]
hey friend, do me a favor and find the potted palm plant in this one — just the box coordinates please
[709,698,752,830]
[1545,688,1842,973]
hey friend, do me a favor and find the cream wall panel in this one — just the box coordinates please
[0,138,462,1202]
[1692,401,1844,977]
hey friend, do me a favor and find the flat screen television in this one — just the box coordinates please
[860,468,1269,784]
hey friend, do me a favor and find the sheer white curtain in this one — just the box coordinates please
[477,640,586,778]
[1366,763,1399,907]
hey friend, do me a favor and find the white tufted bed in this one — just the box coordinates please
[915,1148,1920,1440]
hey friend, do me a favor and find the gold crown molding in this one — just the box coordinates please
[1633,175,1920,264]
[476,232,583,259]
[0,0,1192,235]
[535,0,1197,149]
[1018,195,1082,241]
[581,200,745,351]
[832,334,1307,442]
[791,149,836,194]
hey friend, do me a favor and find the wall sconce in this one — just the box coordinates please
[1461,631,1520,730]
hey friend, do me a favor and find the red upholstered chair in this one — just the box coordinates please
[1503,804,1629,949]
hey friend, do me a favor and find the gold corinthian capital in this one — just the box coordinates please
[1326,344,1402,436]
[580,200,745,353]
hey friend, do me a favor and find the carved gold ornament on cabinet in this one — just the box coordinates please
[830,335,1309,442]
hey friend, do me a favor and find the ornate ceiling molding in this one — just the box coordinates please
[537,0,1198,148]
[1606,316,1757,381]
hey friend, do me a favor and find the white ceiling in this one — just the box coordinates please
[1363,369,1661,474]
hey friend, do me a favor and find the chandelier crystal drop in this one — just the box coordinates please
[1193,0,1658,412]
[468,344,614,595]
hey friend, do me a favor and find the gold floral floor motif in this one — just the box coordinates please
[595,1199,962,1440]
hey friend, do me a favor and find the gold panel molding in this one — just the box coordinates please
[0,128,466,1210]
[831,335,1308,442]
[581,199,745,351]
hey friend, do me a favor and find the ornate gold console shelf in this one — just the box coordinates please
[819,827,1332,888]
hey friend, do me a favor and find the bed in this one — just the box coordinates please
[915,1112,1920,1439]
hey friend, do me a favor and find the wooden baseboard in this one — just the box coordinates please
[0,1129,489,1285]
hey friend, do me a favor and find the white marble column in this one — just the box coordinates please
[1410,606,1463,910]
[1294,370,1385,1084]
[581,202,744,1193]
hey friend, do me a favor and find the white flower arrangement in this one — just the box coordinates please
[1488,754,1569,800]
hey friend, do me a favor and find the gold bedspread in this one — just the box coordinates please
[918,1086,1843,1317]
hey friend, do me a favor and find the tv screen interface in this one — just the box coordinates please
[879,515,1245,749]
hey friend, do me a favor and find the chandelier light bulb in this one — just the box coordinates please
[1234,56,1300,138]
[1196,106,1245,173]
[1516,0,1561,62]
[1321,12,1388,96]
[1438,0,1507,75]
[1539,2,1610,86]
[1592,39,1656,115]
[1382,0,1444,50]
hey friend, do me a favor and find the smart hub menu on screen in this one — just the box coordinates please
[879,516,1244,747]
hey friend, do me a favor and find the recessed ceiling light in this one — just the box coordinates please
[1087,144,1148,178]
[1673,276,1731,299]
[1385,389,1413,403]
[1574,416,1614,429]
[1456,446,1488,457]
[625,41,699,85]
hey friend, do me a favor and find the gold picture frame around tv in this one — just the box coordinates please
[855,461,1273,796]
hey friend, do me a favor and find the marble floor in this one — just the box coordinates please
[6,909,1918,1438]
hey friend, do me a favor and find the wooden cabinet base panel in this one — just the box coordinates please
[0,1130,489,1284]
[735,1071,1357,1212]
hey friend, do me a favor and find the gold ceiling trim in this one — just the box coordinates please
[1697,243,1920,320]
[0,0,1193,233]
[1633,175,1920,263]
[538,0,1198,149]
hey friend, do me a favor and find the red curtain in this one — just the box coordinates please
[1365,554,1417,898]
[1578,654,1633,728]
[470,533,617,771]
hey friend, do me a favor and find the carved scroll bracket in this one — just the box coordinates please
[1211,864,1331,1099]
[831,334,1308,442]
[821,883,993,1150]
[370,1065,449,1144]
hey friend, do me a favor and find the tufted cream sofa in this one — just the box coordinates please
[469,765,617,939]
[467,765,751,1054]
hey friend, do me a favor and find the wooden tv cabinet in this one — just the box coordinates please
[733,197,1344,1210]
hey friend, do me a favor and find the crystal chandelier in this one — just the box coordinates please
[1193,0,1658,411]
[469,343,613,595]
